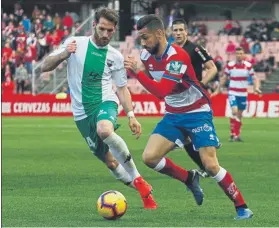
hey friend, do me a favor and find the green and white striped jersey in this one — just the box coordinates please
[50,36,127,121]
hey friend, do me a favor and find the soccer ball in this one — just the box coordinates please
[96,190,127,220]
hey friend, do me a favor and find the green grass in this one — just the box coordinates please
[2,117,279,227]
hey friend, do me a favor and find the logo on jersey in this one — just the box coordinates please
[168,61,183,75]
[107,59,114,67]
[88,71,100,81]
[195,47,207,61]
[91,51,102,57]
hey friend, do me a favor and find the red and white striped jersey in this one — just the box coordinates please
[140,43,210,114]
[224,60,255,97]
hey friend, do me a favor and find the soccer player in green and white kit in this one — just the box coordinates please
[41,6,157,209]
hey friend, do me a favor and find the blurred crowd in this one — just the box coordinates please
[2,4,279,95]
[1,3,82,95]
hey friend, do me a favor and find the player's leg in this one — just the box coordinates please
[96,101,140,181]
[75,116,133,188]
[142,114,203,205]
[228,95,238,141]
[234,96,247,141]
[188,111,252,219]
[104,151,134,188]
[199,146,253,220]
[183,137,208,178]
[96,101,157,209]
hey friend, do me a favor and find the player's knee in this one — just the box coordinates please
[203,162,220,176]
[97,123,113,140]
[199,147,220,176]
[232,110,238,116]
[142,152,158,168]
[237,112,242,120]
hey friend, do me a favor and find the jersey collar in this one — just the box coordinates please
[89,36,108,49]
[154,42,171,61]
[183,39,190,46]
[235,60,244,66]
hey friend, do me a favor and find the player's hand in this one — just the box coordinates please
[254,88,262,95]
[124,56,140,76]
[128,116,142,139]
[66,40,77,55]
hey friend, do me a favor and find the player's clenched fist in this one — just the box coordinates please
[124,56,140,75]
[66,40,77,54]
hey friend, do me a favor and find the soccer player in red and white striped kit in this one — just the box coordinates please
[125,15,253,220]
[214,47,261,141]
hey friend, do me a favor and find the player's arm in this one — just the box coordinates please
[217,75,227,92]
[195,45,217,85]
[41,39,76,72]
[112,57,142,139]
[124,57,185,99]
[117,86,134,117]
[250,68,262,94]
[211,67,228,97]
[202,60,218,85]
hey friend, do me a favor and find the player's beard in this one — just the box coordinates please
[147,41,160,55]
[94,27,110,47]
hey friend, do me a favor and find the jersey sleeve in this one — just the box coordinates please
[195,45,212,64]
[111,53,127,88]
[135,51,191,99]
[49,37,75,57]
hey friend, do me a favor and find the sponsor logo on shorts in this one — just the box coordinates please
[192,124,213,133]
[97,109,107,117]
[86,137,96,149]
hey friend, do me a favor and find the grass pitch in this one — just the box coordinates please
[2,117,279,227]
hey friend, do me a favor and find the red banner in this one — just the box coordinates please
[2,94,72,117]
[2,94,279,118]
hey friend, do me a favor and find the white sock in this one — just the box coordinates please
[235,117,241,122]
[232,115,241,122]
[103,132,140,180]
[154,157,166,171]
[109,164,135,189]
[212,166,227,182]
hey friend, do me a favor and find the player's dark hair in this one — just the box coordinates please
[137,14,164,31]
[172,18,188,29]
[95,6,119,26]
[236,47,244,52]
